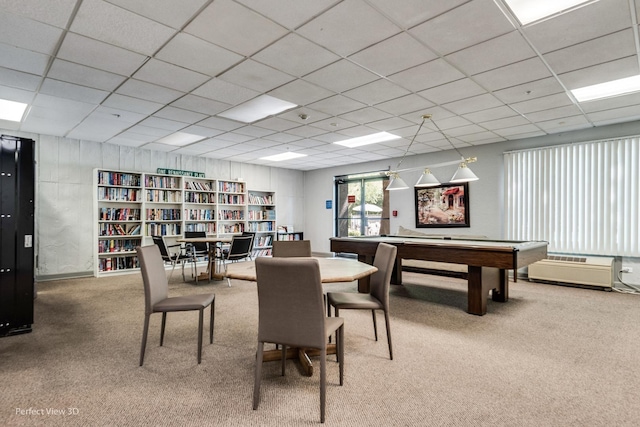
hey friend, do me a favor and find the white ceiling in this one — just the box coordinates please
[1,0,639,170]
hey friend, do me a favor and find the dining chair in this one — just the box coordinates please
[326,242,397,360]
[241,231,256,259]
[253,257,344,424]
[184,231,209,284]
[151,235,192,281]
[221,235,254,286]
[136,244,215,366]
[272,240,312,257]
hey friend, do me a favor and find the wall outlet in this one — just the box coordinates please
[621,267,633,273]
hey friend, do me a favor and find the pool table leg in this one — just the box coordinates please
[467,267,509,315]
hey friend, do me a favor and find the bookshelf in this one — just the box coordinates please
[94,169,264,277]
[248,190,276,257]
[277,231,304,241]
[95,170,143,275]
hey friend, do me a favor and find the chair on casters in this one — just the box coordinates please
[272,240,312,257]
[253,257,344,424]
[327,242,397,360]
[184,231,209,283]
[151,235,192,281]
[220,235,254,287]
[136,245,215,366]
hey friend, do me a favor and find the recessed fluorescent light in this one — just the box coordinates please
[571,75,640,102]
[0,99,28,122]
[504,0,596,25]
[156,132,204,146]
[334,132,401,148]
[218,94,297,123]
[260,152,307,162]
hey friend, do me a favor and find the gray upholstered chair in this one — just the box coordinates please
[136,244,215,366]
[272,239,312,257]
[253,257,344,424]
[327,242,397,360]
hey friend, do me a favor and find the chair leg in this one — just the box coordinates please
[253,341,264,410]
[197,308,204,364]
[320,347,326,423]
[209,299,215,344]
[140,314,150,366]
[281,345,286,376]
[160,312,167,346]
[384,309,393,360]
[371,309,378,341]
[338,325,344,386]
[169,259,177,281]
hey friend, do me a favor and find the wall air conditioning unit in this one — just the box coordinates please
[528,255,613,289]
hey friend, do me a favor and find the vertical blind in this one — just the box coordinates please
[504,136,640,256]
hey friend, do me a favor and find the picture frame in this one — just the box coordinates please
[415,183,469,228]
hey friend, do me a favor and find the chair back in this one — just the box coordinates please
[185,231,208,254]
[151,235,171,260]
[226,235,253,261]
[272,240,312,257]
[241,231,256,248]
[136,245,169,315]
[255,257,325,349]
[369,243,397,308]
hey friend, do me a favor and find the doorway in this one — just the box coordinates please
[334,172,390,238]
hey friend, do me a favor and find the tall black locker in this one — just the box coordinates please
[0,135,35,337]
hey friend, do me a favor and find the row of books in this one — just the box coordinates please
[98,171,141,187]
[97,238,141,254]
[185,209,215,220]
[99,207,141,221]
[99,223,141,236]
[144,175,180,189]
[146,223,181,236]
[252,248,272,257]
[184,191,216,203]
[146,189,182,202]
[248,222,274,232]
[248,194,274,205]
[219,209,245,220]
[219,223,245,233]
[98,255,138,272]
[98,187,140,202]
[255,235,273,247]
[247,210,275,221]
[146,208,181,221]
[219,194,245,205]
[184,181,214,191]
[184,223,216,233]
[219,181,245,193]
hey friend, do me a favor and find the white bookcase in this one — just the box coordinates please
[247,190,276,257]
[93,169,269,277]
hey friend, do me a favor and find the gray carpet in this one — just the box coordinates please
[1,269,639,426]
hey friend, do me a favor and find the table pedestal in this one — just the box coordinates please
[261,344,337,376]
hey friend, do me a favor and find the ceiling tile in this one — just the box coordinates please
[70,0,176,55]
[57,33,148,76]
[0,43,49,75]
[511,93,574,115]
[40,78,109,104]
[138,116,187,132]
[542,29,636,75]
[587,105,640,126]
[252,116,301,132]
[253,33,340,77]
[105,0,210,29]
[579,91,640,114]
[535,115,591,133]
[48,59,126,91]
[445,31,536,76]
[185,0,287,56]
[442,93,504,115]
[236,0,340,29]
[493,124,545,138]
[374,94,433,116]
[192,78,260,106]
[343,79,411,106]
[410,0,513,55]
[219,59,295,93]
[116,79,184,104]
[268,79,334,106]
[102,94,164,115]
[0,0,77,28]
[0,12,63,55]
[304,59,379,93]
[0,67,41,91]
[170,95,231,116]
[153,106,208,124]
[493,77,566,104]
[349,32,437,77]
[365,0,468,30]
[366,116,415,132]
[557,56,640,90]
[133,58,210,92]
[338,107,393,124]
[418,78,486,105]
[296,0,401,56]
[479,114,532,131]
[472,57,552,92]
[524,105,585,123]
[155,33,244,77]
[307,95,367,116]
[462,105,519,124]
[197,116,245,132]
[389,59,465,92]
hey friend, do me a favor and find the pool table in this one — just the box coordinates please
[330,236,548,315]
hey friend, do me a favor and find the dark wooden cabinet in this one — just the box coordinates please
[0,135,35,336]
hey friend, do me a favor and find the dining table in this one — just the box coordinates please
[176,236,233,282]
[224,256,378,376]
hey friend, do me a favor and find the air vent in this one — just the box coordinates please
[547,255,587,263]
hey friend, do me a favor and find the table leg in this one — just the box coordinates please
[467,267,509,315]
[261,344,337,377]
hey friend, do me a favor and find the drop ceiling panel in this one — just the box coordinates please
[40,78,109,104]
[462,105,520,124]
[479,115,532,131]
[511,93,574,115]
[170,95,231,116]
[579,91,640,114]
[493,77,566,104]
[0,68,41,92]
[390,59,466,92]
[339,107,393,125]
[304,59,379,93]
[236,0,340,29]
[472,57,553,92]
[588,105,640,126]
[116,79,184,104]
[442,93,504,115]
[343,79,411,106]
[366,0,468,30]
[185,0,288,56]
[0,12,63,55]
[133,59,210,93]
[409,0,513,55]
[105,0,210,29]
[524,105,584,122]
[70,0,176,55]
[375,94,434,116]
[307,95,367,116]
[0,44,49,75]
[268,79,334,106]
[1,0,77,29]
[102,94,164,115]
[153,106,208,124]
[192,78,260,106]
[296,0,401,56]
[557,56,640,90]
[253,33,340,77]
[219,59,296,93]
[418,79,486,105]
[48,60,127,91]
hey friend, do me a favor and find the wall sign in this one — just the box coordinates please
[156,168,205,177]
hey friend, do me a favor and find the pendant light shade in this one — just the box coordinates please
[415,168,440,187]
[450,163,479,183]
[386,173,409,190]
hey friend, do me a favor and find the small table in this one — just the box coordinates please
[177,236,233,281]
[224,257,378,376]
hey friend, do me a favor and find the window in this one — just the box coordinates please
[334,172,390,238]
[504,136,640,256]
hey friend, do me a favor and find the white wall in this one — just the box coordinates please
[303,120,640,286]
[0,129,305,279]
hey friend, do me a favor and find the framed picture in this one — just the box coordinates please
[415,183,469,228]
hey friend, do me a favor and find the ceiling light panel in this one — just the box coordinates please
[260,152,307,161]
[0,99,28,121]
[571,75,640,102]
[504,0,596,25]
[334,132,401,148]
[156,132,204,146]
[217,94,298,123]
